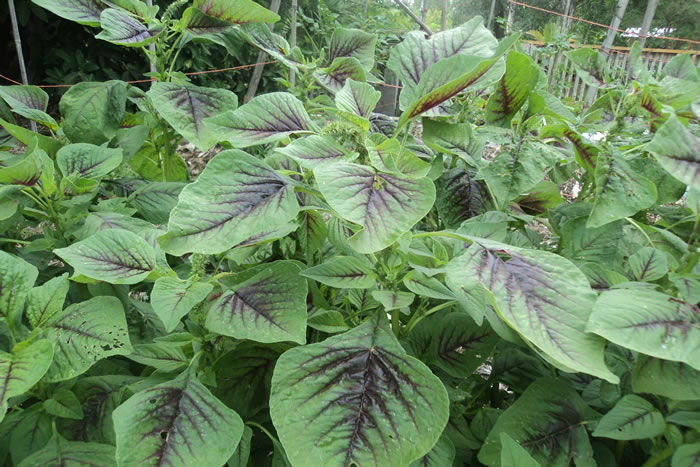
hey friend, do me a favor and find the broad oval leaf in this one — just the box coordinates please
[485,50,539,127]
[151,277,213,332]
[592,395,665,440]
[435,168,491,228]
[587,289,700,370]
[270,314,449,467]
[314,162,436,254]
[627,247,668,282]
[31,0,105,26]
[301,256,377,289]
[204,92,314,148]
[0,339,54,422]
[128,181,187,225]
[96,8,160,46]
[238,23,302,70]
[26,273,69,328]
[276,134,357,169]
[566,48,609,88]
[447,240,618,383]
[113,369,244,467]
[372,290,414,311]
[17,436,116,467]
[328,28,377,71]
[193,0,280,24]
[206,261,307,344]
[56,143,123,179]
[0,250,38,322]
[59,80,127,145]
[180,7,235,37]
[55,229,156,284]
[422,120,481,166]
[44,296,132,382]
[148,82,238,151]
[499,433,540,467]
[647,115,700,190]
[160,150,300,255]
[403,270,456,301]
[672,443,700,467]
[335,78,381,118]
[632,355,700,401]
[0,142,45,186]
[0,86,57,129]
[315,57,367,94]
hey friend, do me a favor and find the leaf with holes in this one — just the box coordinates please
[276,135,357,169]
[113,369,244,467]
[270,314,449,467]
[148,82,238,151]
[447,240,618,382]
[301,256,377,289]
[632,355,700,401]
[160,150,299,255]
[485,51,539,127]
[0,339,54,422]
[43,296,132,382]
[0,86,57,130]
[328,28,376,71]
[96,8,160,46]
[55,229,155,284]
[592,395,665,440]
[206,261,307,344]
[31,0,105,26]
[56,143,123,179]
[0,250,38,322]
[647,115,700,190]
[335,79,381,118]
[587,289,700,370]
[314,162,435,254]
[59,80,127,145]
[478,378,598,466]
[627,247,668,282]
[26,273,69,328]
[151,277,213,332]
[193,0,280,24]
[205,92,314,148]
[315,57,367,94]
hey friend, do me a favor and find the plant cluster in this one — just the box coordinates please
[0,1,699,465]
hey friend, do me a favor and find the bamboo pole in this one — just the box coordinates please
[289,0,298,86]
[8,0,37,133]
[244,0,282,103]
[393,0,433,35]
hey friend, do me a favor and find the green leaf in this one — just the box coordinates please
[31,0,104,26]
[17,436,116,467]
[315,57,367,94]
[128,181,186,224]
[587,152,657,228]
[328,28,377,71]
[478,378,598,466]
[307,309,349,334]
[113,369,244,466]
[148,82,238,151]
[96,8,160,46]
[647,115,700,190]
[447,241,618,382]
[204,92,314,148]
[270,314,449,467]
[44,296,132,382]
[566,48,609,88]
[56,143,123,179]
[0,118,63,158]
[435,169,491,228]
[403,270,456,300]
[587,289,700,370]
[485,50,539,127]
[238,23,301,70]
[44,389,84,420]
[0,339,54,422]
[180,7,235,38]
[422,120,481,166]
[228,426,252,467]
[516,180,565,214]
[193,0,280,24]
[559,218,623,266]
[499,433,540,467]
[632,355,700,401]
[335,79,381,118]
[128,143,189,182]
[160,150,300,255]
[126,342,188,371]
[0,250,38,322]
[592,395,665,440]
[59,80,127,145]
[55,229,156,284]
[7,404,53,464]
[409,433,456,467]
[151,277,213,332]
[301,256,377,289]
[314,162,435,253]
[0,141,45,186]
[206,261,307,344]
[627,247,668,282]
[366,137,431,178]
[372,290,414,311]
[672,444,700,467]
[26,273,69,328]
[276,135,357,169]
[296,210,328,255]
[0,86,57,129]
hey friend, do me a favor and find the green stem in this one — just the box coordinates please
[166,33,185,79]
[246,421,278,444]
[412,231,473,243]
[0,238,31,245]
[624,217,654,248]
[405,300,457,333]
[640,447,673,467]
[391,310,400,337]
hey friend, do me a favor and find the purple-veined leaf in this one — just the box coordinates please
[96,8,161,46]
[180,7,236,37]
[499,433,539,467]
[516,180,565,215]
[372,290,414,311]
[447,239,618,382]
[44,389,83,419]
[0,339,54,422]
[206,261,307,344]
[59,80,127,145]
[16,436,115,467]
[0,86,57,130]
[478,378,598,466]
[335,78,381,118]
[559,217,624,266]
[592,395,665,440]
[435,168,491,228]
[159,150,300,255]
[44,296,132,382]
[229,426,253,467]
[148,82,238,151]
[193,0,280,24]
[314,162,435,253]
[56,143,123,179]
[540,124,598,174]
[26,273,69,328]
[296,209,328,255]
[54,229,156,284]
[0,141,44,186]
[276,134,357,169]
[270,314,449,467]
[204,93,314,148]
[409,434,455,467]
[31,0,105,26]
[315,57,367,94]
[0,250,38,322]
[0,118,63,157]
[126,342,189,372]
[647,115,700,190]
[113,369,244,466]
[566,48,609,88]
[151,277,213,332]
[128,181,187,225]
[366,136,431,178]
[238,23,302,70]
[485,50,539,127]
[328,28,377,71]
[422,120,481,167]
[587,289,700,370]
[301,256,377,289]
[632,355,700,401]
[627,247,668,282]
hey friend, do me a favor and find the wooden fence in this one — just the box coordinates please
[520,40,700,102]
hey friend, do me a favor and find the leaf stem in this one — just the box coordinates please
[246,421,277,444]
[640,447,673,467]
[405,300,456,333]
[412,230,473,244]
[624,217,654,248]
[0,238,30,245]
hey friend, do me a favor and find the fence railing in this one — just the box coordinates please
[520,39,700,102]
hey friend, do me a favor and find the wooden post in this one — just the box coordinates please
[441,0,448,31]
[637,0,658,49]
[486,0,497,31]
[289,0,298,87]
[393,0,433,35]
[420,0,428,25]
[244,0,282,103]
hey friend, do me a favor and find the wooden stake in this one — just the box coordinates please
[244,0,282,103]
